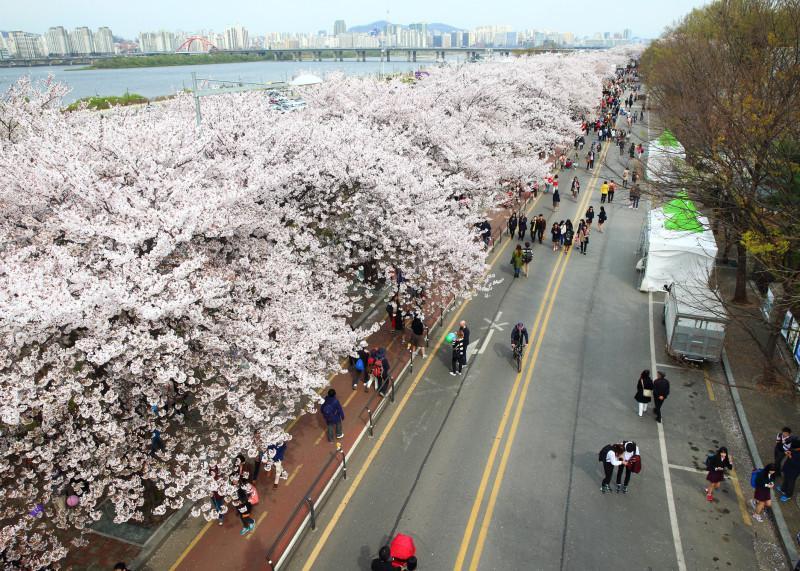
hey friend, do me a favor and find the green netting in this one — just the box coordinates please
[658,129,680,148]
[663,197,704,232]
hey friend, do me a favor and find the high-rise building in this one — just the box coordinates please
[139,31,176,53]
[94,27,114,54]
[334,20,347,36]
[45,26,72,55]
[0,34,9,59]
[70,27,95,54]
[224,25,249,49]
[623,28,632,40]
[7,31,46,58]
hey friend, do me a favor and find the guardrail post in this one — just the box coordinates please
[389,377,395,403]
[366,408,375,437]
[336,443,347,480]
[306,497,316,531]
[409,348,414,371]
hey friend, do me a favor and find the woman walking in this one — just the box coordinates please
[634,369,654,416]
[563,222,574,254]
[571,176,580,200]
[552,188,560,211]
[559,220,567,249]
[752,464,777,522]
[510,245,524,278]
[517,214,528,241]
[597,206,607,233]
[705,447,734,502]
[577,220,590,255]
[551,222,561,252]
[507,212,518,237]
[585,206,595,228]
[450,330,466,376]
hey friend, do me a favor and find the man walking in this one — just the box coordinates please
[459,320,471,357]
[267,441,288,490]
[653,371,670,423]
[450,330,466,376]
[534,214,547,244]
[600,181,609,204]
[774,427,794,476]
[321,389,345,441]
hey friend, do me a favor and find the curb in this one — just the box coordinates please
[722,349,798,567]
[130,500,194,570]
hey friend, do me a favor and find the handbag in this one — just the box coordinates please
[249,486,260,506]
[629,455,642,474]
[643,389,653,398]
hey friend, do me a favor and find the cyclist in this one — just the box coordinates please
[511,322,529,352]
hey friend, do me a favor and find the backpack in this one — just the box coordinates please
[371,358,384,379]
[704,453,715,470]
[321,400,335,419]
[750,468,762,488]
[523,249,533,263]
[599,444,614,462]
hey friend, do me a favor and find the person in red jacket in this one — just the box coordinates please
[390,533,418,569]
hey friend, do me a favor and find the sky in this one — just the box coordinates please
[4,0,711,40]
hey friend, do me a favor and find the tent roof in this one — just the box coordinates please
[663,197,703,233]
[647,207,718,257]
[289,73,323,86]
[658,129,681,148]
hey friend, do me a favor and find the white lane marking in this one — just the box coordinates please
[656,362,687,370]
[650,291,687,571]
[668,463,740,480]
[477,330,495,355]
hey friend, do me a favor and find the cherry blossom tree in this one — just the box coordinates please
[0,50,628,567]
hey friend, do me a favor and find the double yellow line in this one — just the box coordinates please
[453,145,608,571]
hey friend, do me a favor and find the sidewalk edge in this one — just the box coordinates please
[722,349,798,567]
[130,500,194,570]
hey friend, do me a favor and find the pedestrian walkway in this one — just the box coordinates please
[132,194,519,571]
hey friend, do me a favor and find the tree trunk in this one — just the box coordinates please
[733,241,749,303]
[760,329,779,386]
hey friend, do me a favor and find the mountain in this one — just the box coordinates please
[347,21,464,33]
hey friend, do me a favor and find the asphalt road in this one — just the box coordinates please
[285,103,762,571]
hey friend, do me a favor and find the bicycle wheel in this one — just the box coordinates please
[516,350,522,373]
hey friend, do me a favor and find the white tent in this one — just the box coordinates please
[646,130,685,184]
[638,207,718,292]
[289,74,323,86]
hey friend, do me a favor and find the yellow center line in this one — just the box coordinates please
[168,520,213,571]
[454,146,607,571]
[245,510,269,540]
[703,369,716,401]
[729,468,753,527]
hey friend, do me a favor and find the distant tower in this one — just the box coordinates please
[623,28,632,40]
[334,20,347,36]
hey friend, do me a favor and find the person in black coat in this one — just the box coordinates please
[508,212,518,237]
[450,330,466,376]
[653,371,670,423]
[634,369,654,417]
[459,320,471,359]
[517,215,528,241]
[704,447,733,501]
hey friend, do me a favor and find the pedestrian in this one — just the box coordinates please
[629,184,641,209]
[522,242,534,277]
[618,139,625,156]
[508,212,518,237]
[774,427,793,476]
[535,214,547,244]
[373,347,391,396]
[450,330,466,376]
[511,244,524,277]
[552,188,560,211]
[631,170,639,185]
[587,150,595,170]
[150,427,166,457]
[600,181,609,203]
[751,463,777,522]
[371,546,394,571]
[634,369,654,417]
[559,220,567,248]
[409,313,426,359]
[653,371,670,423]
[563,224,574,254]
[354,340,371,390]
[532,180,539,198]
[459,320,471,357]
[517,214,528,241]
[544,177,552,194]
[233,497,255,536]
[600,443,626,493]
[386,299,397,330]
[267,442,288,490]
[551,222,561,252]
[389,533,418,570]
[585,206,595,227]
[394,304,404,333]
[608,181,616,203]
[616,441,640,493]
[622,168,629,188]
[571,176,580,199]
[629,143,635,159]
[637,143,644,159]
[321,389,345,442]
[779,438,800,502]
[704,447,733,502]
[577,220,589,255]
[597,206,607,233]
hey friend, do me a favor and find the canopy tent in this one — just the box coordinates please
[289,73,323,86]
[638,201,718,292]
[646,129,686,184]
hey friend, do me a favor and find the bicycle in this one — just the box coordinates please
[511,343,524,373]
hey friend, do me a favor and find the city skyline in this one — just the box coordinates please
[4,0,710,40]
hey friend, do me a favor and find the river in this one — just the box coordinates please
[0,58,462,104]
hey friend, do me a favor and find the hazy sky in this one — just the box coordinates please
[5,0,710,39]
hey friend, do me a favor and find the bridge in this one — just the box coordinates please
[0,46,606,68]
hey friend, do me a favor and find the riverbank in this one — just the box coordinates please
[76,51,389,70]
